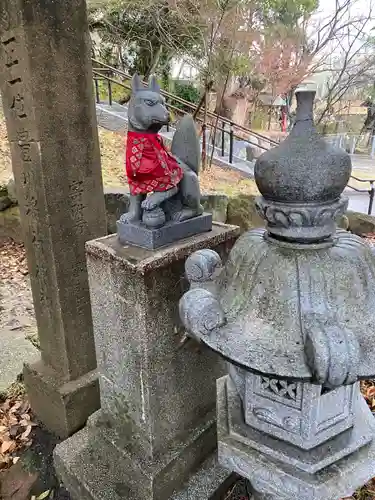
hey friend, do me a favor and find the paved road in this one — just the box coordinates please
[345,189,372,215]
[351,154,375,175]
[346,155,374,214]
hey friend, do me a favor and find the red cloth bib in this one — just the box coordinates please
[125,131,183,195]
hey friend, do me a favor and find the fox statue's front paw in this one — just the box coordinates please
[142,197,158,211]
[119,211,142,224]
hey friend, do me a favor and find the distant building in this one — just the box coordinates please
[171,59,199,82]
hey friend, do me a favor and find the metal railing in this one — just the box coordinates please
[346,176,375,215]
[325,134,375,158]
[92,59,279,164]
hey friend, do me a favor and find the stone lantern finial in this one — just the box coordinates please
[255,90,351,242]
[179,90,375,499]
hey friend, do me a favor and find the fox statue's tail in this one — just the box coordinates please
[171,115,200,175]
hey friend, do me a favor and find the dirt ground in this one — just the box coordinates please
[0,114,12,185]
[0,239,37,344]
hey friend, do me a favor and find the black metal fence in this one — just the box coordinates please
[346,176,375,215]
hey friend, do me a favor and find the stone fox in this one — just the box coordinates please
[122,74,203,227]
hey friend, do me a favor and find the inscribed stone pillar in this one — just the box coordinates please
[54,224,239,500]
[0,0,107,437]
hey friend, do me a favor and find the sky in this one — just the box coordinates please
[305,0,375,95]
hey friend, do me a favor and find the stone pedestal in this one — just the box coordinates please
[0,0,107,437]
[117,213,213,249]
[55,223,239,500]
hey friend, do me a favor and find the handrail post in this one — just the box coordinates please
[371,136,375,159]
[369,182,374,215]
[229,123,234,164]
[166,97,170,132]
[221,121,225,157]
[94,78,100,104]
[202,122,207,169]
[108,78,112,106]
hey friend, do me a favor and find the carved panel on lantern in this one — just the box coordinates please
[256,376,303,409]
[244,372,356,450]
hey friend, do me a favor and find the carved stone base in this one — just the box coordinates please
[117,213,213,249]
[217,376,375,499]
[23,360,99,439]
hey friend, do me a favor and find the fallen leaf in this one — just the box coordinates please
[1,440,13,453]
[9,425,21,437]
[8,415,18,426]
[20,425,32,440]
[10,401,22,412]
[18,402,30,414]
[36,490,51,499]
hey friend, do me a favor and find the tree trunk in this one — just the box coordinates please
[118,44,126,72]
[201,91,208,170]
[193,81,213,120]
[267,108,272,131]
[144,44,163,80]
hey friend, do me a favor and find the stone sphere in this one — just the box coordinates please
[142,207,166,228]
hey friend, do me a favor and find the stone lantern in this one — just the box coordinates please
[179,90,375,499]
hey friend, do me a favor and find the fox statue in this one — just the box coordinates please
[120,74,203,229]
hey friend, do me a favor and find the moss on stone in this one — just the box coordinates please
[0,182,8,197]
[227,194,264,233]
[201,194,228,223]
[26,330,41,350]
[347,211,375,235]
[0,205,22,242]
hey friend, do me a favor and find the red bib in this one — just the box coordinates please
[125,131,183,195]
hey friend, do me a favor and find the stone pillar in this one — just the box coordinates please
[54,224,239,500]
[0,0,107,437]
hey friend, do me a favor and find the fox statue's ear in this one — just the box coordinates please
[149,75,160,93]
[132,74,143,93]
